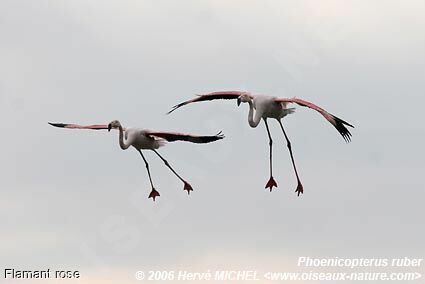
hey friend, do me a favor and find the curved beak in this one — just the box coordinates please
[108,123,112,132]
[237,97,241,106]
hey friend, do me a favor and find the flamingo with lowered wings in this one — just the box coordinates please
[168,91,354,196]
[49,120,224,201]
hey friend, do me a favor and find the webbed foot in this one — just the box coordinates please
[295,181,303,196]
[183,182,193,195]
[265,176,278,192]
[148,188,160,201]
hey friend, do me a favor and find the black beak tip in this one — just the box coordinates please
[108,124,111,132]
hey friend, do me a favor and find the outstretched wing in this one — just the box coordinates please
[146,131,225,144]
[168,91,251,114]
[49,122,109,130]
[275,98,354,142]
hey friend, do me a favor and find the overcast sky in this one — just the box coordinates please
[1,1,424,283]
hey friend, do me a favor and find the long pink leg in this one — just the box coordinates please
[278,120,303,196]
[264,119,278,191]
[152,150,193,195]
[137,150,160,201]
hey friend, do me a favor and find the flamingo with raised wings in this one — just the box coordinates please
[168,91,354,196]
[49,120,224,201]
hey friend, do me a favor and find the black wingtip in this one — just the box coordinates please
[48,122,66,128]
[337,116,354,128]
[215,131,225,140]
[198,131,225,143]
[332,116,353,143]
[166,107,176,115]
[167,103,183,115]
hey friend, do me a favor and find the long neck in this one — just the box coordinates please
[118,126,131,150]
[247,101,261,128]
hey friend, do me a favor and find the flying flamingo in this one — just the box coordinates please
[168,91,354,196]
[49,120,224,201]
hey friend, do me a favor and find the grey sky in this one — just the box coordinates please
[1,1,424,283]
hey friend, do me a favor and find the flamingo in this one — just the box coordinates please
[49,120,224,201]
[168,91,354,196]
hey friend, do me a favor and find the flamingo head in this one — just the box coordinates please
[237,94,252,106]
[108,120,121,132]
